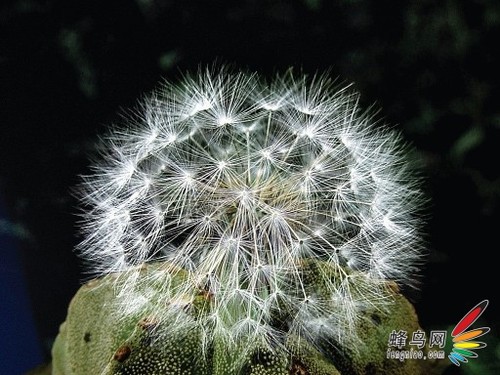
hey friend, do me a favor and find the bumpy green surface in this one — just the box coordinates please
[51,262,445,374]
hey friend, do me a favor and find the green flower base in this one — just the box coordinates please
[50,262,446,375]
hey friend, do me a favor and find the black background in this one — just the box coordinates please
[1,1,499,374]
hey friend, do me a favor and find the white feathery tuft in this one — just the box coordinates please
[76,66,425,362]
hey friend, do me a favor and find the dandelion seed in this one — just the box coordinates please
[76,65,425,366]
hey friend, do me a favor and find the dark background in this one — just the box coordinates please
[1,0,499,374]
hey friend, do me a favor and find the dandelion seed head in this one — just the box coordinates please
[77,66,425,363]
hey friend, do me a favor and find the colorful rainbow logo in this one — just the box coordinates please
[448,299,490,366]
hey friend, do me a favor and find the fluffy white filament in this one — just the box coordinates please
[77,66,424,360]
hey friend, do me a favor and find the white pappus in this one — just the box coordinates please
[76,66,425,363]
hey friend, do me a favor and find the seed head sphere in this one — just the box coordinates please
[77,66,425,357]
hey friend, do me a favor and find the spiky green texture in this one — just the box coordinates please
[52,261,444,375]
